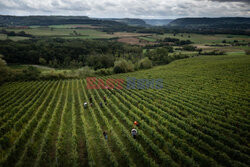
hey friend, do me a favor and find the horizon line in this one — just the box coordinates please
[0,14,249,20]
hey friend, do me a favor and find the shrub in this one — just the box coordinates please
[0,55,11,84]
[245,49,250,55]
[113,59,134,74]
[95,68,113,76]
[39,57,47,65]
[77,66,95,77]
[40,72,67,80]
[22,66,41,80]
[182,45,197,51]
[139,58,152,69]
[200,50,225,55]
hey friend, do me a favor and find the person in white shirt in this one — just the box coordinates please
[84,102,87,108]
[131,129,137,139]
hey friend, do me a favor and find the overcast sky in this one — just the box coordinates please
[0,0,249,19]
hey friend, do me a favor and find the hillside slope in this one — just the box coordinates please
[0,15,125,27]
[102,18,147,26]
[168,17,250,30]
[0,54,249,166]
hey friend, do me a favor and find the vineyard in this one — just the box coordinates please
[0,54,249,167]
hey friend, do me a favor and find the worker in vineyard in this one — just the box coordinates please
[84,102,87,108]
[103,96,107,103]
[131,129,137,139]
[103,131,108,140]
[89,97,93,103]
[100,102,103,108]
[134,121,139,127]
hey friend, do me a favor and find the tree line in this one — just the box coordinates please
[0,38,142,69]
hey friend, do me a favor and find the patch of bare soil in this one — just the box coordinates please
[193,44,212,49]
[117,37,155,46]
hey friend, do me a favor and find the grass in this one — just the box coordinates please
[48,24,100,29]
[4,27,112,39]
[139,36,157,42]
[2,27,150,40]
[154,33,250,44]
[226,51,246,56]
[143,47,199,56]
[169,51,198,56]
[8,64,28,70]
[0,26,152,41]
[49,25,80,29]
[8,64,54,72]
[0,34,30,41]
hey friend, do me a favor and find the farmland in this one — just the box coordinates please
[0,54,249,167]
[0,26,151,41]
[2,25,249,70]
[154,33,250,44]
[1,26,249,55]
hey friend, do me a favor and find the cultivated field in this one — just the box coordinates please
[153,33,250,44]
[0,26,151,41]
[0,54,249,167]
[1,26,249,56]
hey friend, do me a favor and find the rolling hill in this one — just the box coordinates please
[0,15,125,27]
[168,17,250,30]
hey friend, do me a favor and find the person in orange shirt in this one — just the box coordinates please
[134,121,139,127]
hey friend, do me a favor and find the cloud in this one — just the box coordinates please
[0,0,249,18]
[209,0,250,4]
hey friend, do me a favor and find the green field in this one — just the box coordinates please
[142,33,249,56]
[0,34,30,41]
[2,27,249,44]
[169,51,198,56]
[1,26,249,57]
[0,26,152,40]
[0,54,249,166]
[48,24,99,29]
[153,33,250,44]
[3,27,112,39]
[139,36,157,42]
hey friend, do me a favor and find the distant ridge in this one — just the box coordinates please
[0,16,249,31]
[99,18,147,26]
[168,17,250,29]
[0,15,125,27]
